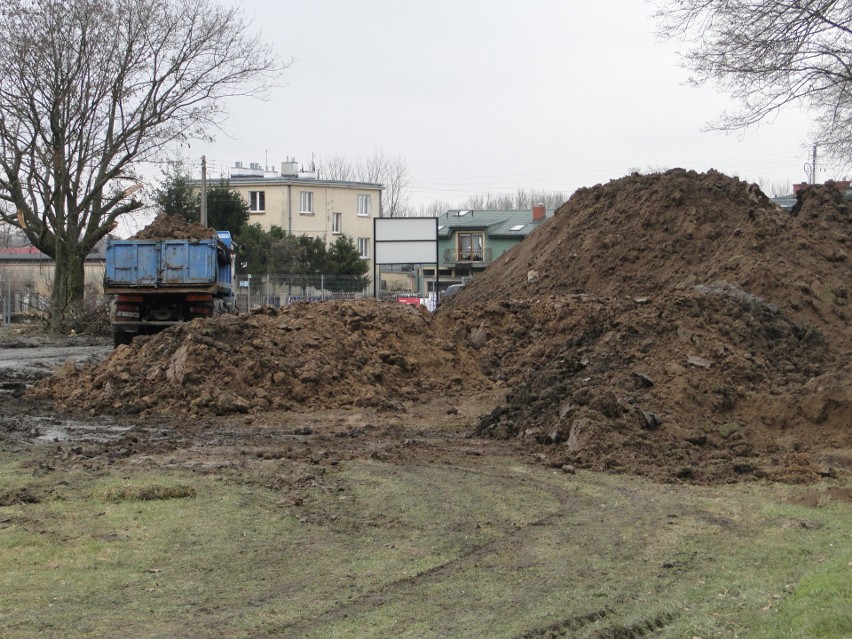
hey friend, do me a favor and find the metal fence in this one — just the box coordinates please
[238,273,436,311]
[236,273,372,310]
[0,267,433,326]
[0,262,106,327]
[0,265,49,326]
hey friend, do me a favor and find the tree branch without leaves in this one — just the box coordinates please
[653,0,852,166]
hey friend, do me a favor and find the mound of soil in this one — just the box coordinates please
[37,300,489,416]
[446,170,849,336]
[32,169,850,485]
[131,213,218,240]
[437,170,850,484]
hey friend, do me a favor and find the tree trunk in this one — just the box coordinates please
[50,240,86,332]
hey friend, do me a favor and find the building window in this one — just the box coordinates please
[332,212,342,234]
[357,194,371,217]
[458,233,484,260]
[300,191,313,214]
[249,191,265,213]
[358,237,370,258]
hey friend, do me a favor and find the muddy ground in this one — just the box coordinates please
[0,317,846,495]
[7,170,851,488]
[0,329,517,499]
[2,328,851,639]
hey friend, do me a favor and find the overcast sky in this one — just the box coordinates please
[188,0,823,210]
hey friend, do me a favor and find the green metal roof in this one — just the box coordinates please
[436,209,553,239]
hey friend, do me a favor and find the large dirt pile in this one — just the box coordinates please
[447,170,848,334]
[437,170,850,483]
[37,300,489,416]
[131,213,218,240]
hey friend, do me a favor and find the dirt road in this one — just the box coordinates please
[0,333,111,382]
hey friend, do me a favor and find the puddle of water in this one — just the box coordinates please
[34,418,134,443]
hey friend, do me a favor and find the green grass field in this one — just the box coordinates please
[1,450,849,638]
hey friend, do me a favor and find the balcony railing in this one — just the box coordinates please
[443,248,493,265]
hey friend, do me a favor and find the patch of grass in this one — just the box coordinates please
[100,483,196,502]
[0,450,850,639]
[743,557,852,638]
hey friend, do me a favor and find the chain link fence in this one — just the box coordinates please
[236,273,372,310]
[237,273,436,311]
[1,266,433,327]
[0,262,109,329]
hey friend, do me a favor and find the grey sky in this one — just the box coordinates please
[191,0,820,208]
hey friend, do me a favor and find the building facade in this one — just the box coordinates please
[0,241,107,319]
[414,205,553,297]
[223,159,383,275]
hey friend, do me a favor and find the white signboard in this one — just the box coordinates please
[374,218,438,265]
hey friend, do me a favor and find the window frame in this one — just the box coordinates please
[248,190,265,213]
[457,232,484,260]
[299,191,314,214]
[331,212,342,234]
[357,237,370,258]
[357,194,371,217]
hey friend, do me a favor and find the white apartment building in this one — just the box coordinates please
[225,158,383,273]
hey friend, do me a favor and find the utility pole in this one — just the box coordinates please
[811,144,817,185]
[200,155,208,226]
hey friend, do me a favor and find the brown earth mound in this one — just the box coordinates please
[131,213,218,240]
[37,300,489,416]
[437,169,850,484]
[34,170,850,485]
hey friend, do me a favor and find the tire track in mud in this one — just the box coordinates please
[256,463,673,639]
[516,611,676,639]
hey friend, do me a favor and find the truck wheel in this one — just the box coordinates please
[113,331,132,348]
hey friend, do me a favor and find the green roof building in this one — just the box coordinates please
[418,205,553,295]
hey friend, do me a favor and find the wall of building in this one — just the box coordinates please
[227,180,380,271]
[486,236,521,258]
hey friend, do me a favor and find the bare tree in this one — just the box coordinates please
[463,189,569,211]
[373,153,412,218]
[756,178,793,198]
[0,223,13,248]
[317,149,412,217]
[318,155,355,182]
[653,1,852,167]
[414,200,455,218]
[0,0,285,330]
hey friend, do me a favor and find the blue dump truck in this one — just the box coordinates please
[103,231,237,347]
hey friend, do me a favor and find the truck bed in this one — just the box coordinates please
[103,238,232,293]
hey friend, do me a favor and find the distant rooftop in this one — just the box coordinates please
[0,241,107,262]
[222,157,382,190]
[437,208,554,239]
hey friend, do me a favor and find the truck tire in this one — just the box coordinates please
[113,330,132,348]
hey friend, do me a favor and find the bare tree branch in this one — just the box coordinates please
[653,0,852,167]
[317,150,413,217]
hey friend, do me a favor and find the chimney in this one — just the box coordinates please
[532,203,546,222]
[281,157,299,176]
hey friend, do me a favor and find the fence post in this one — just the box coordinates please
[3,271,10,326]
